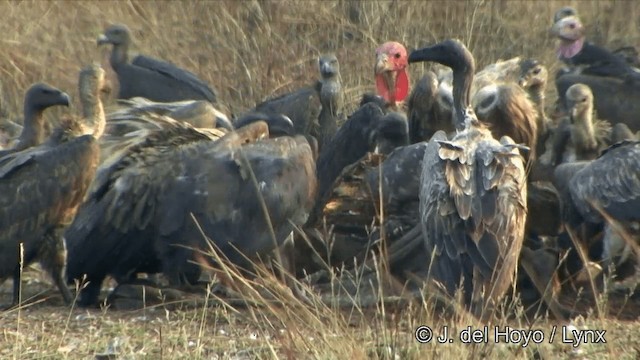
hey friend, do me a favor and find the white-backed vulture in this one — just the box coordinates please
[408,39,528,320]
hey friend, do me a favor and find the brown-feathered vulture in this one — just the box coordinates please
[0,66,106,307]
[97,24,218,104]
[65,114,316,307]
[408,39,528,320]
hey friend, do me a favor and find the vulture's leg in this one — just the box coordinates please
[40,229,73,304]
[274,232,311,303]
[471,268,495,322]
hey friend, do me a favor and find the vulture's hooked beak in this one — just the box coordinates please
[59,92,71,107]
[97,34,111,46]
[374,53,393,75]
[408,47,435,64]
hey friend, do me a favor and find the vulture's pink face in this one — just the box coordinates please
[375,41,409,105]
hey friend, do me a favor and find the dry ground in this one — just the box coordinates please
[1,1,640,359]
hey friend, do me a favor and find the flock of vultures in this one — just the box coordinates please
[0,6,639,323]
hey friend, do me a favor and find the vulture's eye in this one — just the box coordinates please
[394,53,401,59]
[581,97,587,102]
[533,67,541,75]
[569,23,576,29]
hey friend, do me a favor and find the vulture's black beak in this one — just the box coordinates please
[408,46,437,64]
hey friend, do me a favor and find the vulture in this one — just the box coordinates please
[0,66,107,307]
[554,141,640,284]
[551,15,638,80]
[408,39,528,320]
[295,102,412,275]
[252,54,342,150]
[554,73,640,132]
[374,41,409,110]
[97,24,218,104]
[65,114,316,307]
[540,83,614,166]
[0,84,71,157]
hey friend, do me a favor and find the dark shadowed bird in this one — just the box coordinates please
[252,54,342,151]
[296,102,411,275]
[409,39,528,320]
[0,83,71,157]
[97,24,217,104]
[554,141,640,284]
[406,71,454,143]
[0,66,106,308]
[65,115,316,307]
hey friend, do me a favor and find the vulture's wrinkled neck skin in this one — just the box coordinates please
[16,105,45,150]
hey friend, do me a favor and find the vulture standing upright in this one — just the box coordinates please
[97,24,218,104]
[0,66,107,307]
[408,39,528,320]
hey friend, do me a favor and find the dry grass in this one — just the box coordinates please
[1,0,640,359]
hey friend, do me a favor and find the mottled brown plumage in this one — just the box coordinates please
[0,66,106,307]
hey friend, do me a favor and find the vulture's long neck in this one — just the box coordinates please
[16,105,45,150]
[81,89,105,139]
[110,42,130,68]
[572,103,597,151]
[318,77,341,146]
[451,58,475,131]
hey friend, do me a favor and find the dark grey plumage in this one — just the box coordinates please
[0,67,106,307]
[406,72,453,143]
[97,24,217,104]
[306,103,384,229]
[409,40,528,319]
[253,54,342,150]
[65,118,316,307]
[374,112,409,155]
[564,141,640,225]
